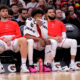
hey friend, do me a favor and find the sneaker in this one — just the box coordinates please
[62,66,69,72]
[29,65,38,73]
[21,64,29,73]
[52,62,62,71]
[69,63,79,71]
[43,64,51,72]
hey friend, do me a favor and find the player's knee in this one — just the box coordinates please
[72,39,77,46]
[40,40,45,47]
[18,37,27,45]
[45,40,51,45]
[50,39,57,47]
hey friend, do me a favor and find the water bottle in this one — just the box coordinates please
[39,58,43,72]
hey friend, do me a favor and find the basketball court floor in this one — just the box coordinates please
[0,71,80,80]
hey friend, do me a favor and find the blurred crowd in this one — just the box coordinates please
[0,0,80,30]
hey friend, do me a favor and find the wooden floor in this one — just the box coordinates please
[0,71,80,80]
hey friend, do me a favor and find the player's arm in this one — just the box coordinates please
[25,34,42,42]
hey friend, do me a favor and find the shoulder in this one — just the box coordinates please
[8,20,19,26]
[26,17,33,21]
[55,20,65,25]
[26,18,36,25]
[8,20,18,24]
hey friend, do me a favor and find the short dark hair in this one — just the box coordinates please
[46,7,55,13]
[18,8,27,13]
[10,4,18,8]
[31,8,44,17]
[0,5,8,11]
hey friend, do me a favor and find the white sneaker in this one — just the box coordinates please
[20,64,29,73]
[62,66,69,72]
[52,62,62,71]
[69,63,79,71]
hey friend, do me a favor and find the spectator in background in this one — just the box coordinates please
[0,0,10,6]
[16,8,28,35]
[16,8,28,26]
[55,9,63,21]
[55,0,61,9]
[10,0,26,8]
[18,0,26,8]
[27,7,33,18]
[46,0,54,7]
[10,4,19,19]
[36,0,47,13]
[26,0,37,9]
[16,1,24,8]
[63,6,80,30]
[8,9,14,20]
[68,5,77,18]
[61,1,68,20]
[0,5,29,73]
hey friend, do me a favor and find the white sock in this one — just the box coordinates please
[21,58,26,65]
[71,60,75,64]
[51,61,55,67]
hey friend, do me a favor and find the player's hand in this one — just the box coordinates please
[57,36,63,43]
[3,37,12,42]
[39,39,45,47]
[54,36,63,43]
[36,18,43,27]
[3,37,12,46]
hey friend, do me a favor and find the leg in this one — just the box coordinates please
[27,39,34,65]
[16,37,29,72]
[49,39,58,62]
[0,40,8,53]
[61,38,77,70]
[44,40,52,65]
[27,39,38,72]
[18,37,28,64]
[61,39,77,63]
[49,39,62,71]
[44,40,52,72]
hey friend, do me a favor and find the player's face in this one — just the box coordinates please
[34,13,43,20]
[56,10,62,19]
[0,9,8,19]
[47,9,55,20]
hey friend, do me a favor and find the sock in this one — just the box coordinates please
[21,58,26,65]
[51,61,55,67]
[71,60,75,64]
